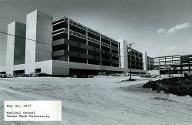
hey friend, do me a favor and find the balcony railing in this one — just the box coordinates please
[101,42,110,48]
[69,30,86,40]
[88,37,100,45]
[52,28,68,36]
[69,20,86,31]
[87,29,100,37]
[112,53,119,57]
[53,18,68,26]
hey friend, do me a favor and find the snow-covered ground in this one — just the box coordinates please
[0,76,192,125]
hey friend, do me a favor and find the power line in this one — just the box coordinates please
[0,30,52,46]
[0,30,143,58]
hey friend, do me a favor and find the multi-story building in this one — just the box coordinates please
[119,39,145,74]
[147,54,192,74]
[0,10,146,76]
[51,17,122,76]
[127,46,143,70]
[146,56,154,70]
[52,17,120,67]
[153,55,181,74]
[180,55,192,73]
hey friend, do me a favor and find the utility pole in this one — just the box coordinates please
[127,43,134,81]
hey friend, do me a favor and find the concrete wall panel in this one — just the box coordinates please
[36,11,53,62]
[6,22,15,75]
[25,10,53,74]
[119,39,128,69]
[6,22,26,75]
[25,10,37,73]
[14,22,26,65]
[35,60,52,74]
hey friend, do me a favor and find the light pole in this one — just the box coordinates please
[127,43,134,81]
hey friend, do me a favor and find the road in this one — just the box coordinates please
[0,76,192,125]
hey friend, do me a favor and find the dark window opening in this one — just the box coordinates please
[112,49,118,54]
[53,22,68,31]
[69,46,87,54]
[13,70,25,76]
[88,50,100,56]
[70,35,86,44]
[112,63,119,67]
[88,32,100,41]
[69,57,87,63]
[52,44,68,51]
[101,46,110,51]
[88,59,100,65]
[112,56,119,60]
[88,41,100,48]
[102,54,111,59]
[111,42,118,48]
[102,61,111,66]
[35,68,41,73]
[0,72,6,74]
[101,38,110,45]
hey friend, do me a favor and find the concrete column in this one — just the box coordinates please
[118,42,120,67]
[143,52,147,71]
[67,18,70,62]
[119,39,128,70]
[6,22,15,75]
[86,28,88,64]
[100,34,102,70]
[6,22,26,75]
[67,18,70,40]
[110,41,112,66]
[25,10,53,74]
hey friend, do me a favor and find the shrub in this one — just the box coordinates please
[143,76,192,96]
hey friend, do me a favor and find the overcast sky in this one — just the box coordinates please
[0,0,192,66]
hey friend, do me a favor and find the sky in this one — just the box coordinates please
[0,0,192,66]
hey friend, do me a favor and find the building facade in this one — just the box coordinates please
[119,39,144,74]
[147,56,154,70]
[180,55,192,73]
[146,54,192,74]
[153,55,181,74]
[52,17,120,71]
[127,46,143,70]
[0,10,146,76]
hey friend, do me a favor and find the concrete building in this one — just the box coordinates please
[0,10,146,76]
[25,10,53,74]
[127,46,143,71]
[6,22,26,75]
[52,17,122,76]
[146,54,192,75]
[119,39,144,74]
[153,55,181,74]
[146,56,154,70]
[180,55,192,73]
